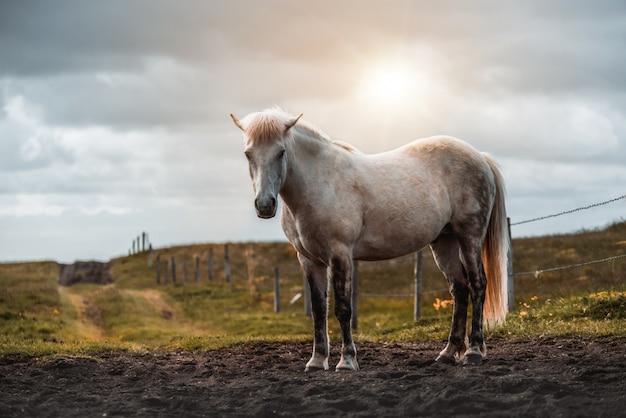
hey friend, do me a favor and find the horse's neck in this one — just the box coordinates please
[280,130,345,211]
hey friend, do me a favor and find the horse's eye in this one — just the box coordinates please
[277,149,286,159]
[244,151,252,161]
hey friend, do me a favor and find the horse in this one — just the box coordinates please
[230,108,508,370]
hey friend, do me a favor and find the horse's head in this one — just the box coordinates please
[231,110,302,219]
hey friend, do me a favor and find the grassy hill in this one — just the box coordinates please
[1,221,625,356]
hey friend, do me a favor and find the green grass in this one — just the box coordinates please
[1,221,625,356]
[495,289,626,337]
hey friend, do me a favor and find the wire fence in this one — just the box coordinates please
[510,194,625,226]
[511,193,625,276]
[145,192,625,321]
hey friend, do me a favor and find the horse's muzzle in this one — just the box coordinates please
[255,196,277,219]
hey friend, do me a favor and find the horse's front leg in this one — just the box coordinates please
[330,254,359,371]
[299,254,330,372]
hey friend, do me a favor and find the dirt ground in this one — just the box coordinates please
[1,336,625,417]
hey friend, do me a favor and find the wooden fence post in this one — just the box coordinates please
[246,247,256,296]
[507,217,514,312]
[224,244,231,283]
[351,260,359,330]
[171,257,177,284]
[155,254,161,284]
[148,245,153,267]
[208,248,214,281]
[414,250,423,320]
[195,256,200,283]
[142,232,146,252]
[274,267,280,313]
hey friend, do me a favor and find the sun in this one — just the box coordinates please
[359,63,423,105]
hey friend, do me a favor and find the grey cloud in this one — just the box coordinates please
[1,0,624,261]
[2,0,625,128]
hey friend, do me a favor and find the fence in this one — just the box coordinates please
[143,194,625,329]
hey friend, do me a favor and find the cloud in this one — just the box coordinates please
[0,0,624,261]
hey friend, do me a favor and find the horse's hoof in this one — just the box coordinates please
[335,358,360,372]
[305,355,329,372]
[435,355,457,365]
[463,353,483,366]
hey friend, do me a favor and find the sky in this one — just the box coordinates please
[1,0,625,263]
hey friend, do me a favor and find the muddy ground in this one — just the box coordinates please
[1,336,625,417]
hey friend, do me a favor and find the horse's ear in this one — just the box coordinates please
[285,113,303,131]
[230,114,245,132]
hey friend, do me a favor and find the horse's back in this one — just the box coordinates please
[349,136,496,260]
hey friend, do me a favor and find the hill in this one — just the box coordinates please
[0,221,624,355]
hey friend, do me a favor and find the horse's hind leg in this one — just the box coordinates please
[430,234,470,364]
[330,253,359,371]
[457,237,488,366]
[299,254,330,372]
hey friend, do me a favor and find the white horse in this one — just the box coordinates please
[231,108,508,370]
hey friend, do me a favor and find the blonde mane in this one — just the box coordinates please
[244,108,360,153]
[244,109,290,144]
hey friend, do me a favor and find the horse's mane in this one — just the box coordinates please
[243,108,289,144]
[244,108,360,154]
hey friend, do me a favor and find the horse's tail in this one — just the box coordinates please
[481,153,509,327]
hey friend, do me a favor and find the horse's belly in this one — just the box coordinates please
[353,221,441,261]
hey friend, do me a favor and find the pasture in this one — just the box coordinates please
[0,222,625,416]
[1,222,625,355]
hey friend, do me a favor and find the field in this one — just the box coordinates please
[1,222,625,416]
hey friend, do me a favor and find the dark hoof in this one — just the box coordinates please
[463,353,483,366]
[435,355,457,365]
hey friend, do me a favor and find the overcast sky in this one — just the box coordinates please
[1,0,625,262]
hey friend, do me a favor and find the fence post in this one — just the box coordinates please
[274,267,280,313]
[224,244,231,283]
[148,245,153,267]
[155,254,161,284]
[171,257,177,284]
[142,232,146,252]
[163,260,169,285]
[246,246,256,296]
[132,240,136,254]
[507,217,514,312]
[208,248,214,281]
[195,256,200,283]
[414,250,423,320]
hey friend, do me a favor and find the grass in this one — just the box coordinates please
[1,221,625,356]
[490,290,626,339]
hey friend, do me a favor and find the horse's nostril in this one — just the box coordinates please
[254,196,277,218]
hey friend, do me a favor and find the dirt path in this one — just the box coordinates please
[57,286,105,340]
[1,336,625,417]
[59,286,180,340]
[126,288,178,321]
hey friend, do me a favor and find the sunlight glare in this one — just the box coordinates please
[359,63,425,106]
